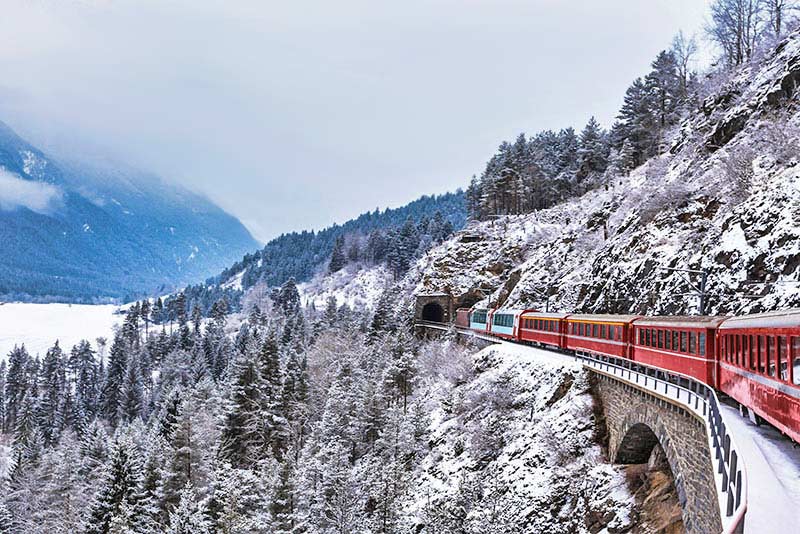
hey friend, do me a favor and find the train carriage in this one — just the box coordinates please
[631,316,725,386]
[488,309,528,340]
[565,314,640,359]
[519,311,569,349]
[469,308,492,333]
[718,310,800,443]
[455,307,471,329]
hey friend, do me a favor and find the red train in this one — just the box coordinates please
[454,307,800,443]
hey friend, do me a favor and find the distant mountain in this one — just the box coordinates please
[0,120,259,302]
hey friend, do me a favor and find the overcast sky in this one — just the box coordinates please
[0,0,710,243]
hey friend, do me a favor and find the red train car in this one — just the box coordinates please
[632,316,725,386]
[717,310,800,443]
[519,311,569,349]
[565,314,640,359]
[455,308,471,329]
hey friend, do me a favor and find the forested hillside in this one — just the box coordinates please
[174,191,465,316]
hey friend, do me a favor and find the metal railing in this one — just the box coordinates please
[574,353,747,534]
[414,322,747,534]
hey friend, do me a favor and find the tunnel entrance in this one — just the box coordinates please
[421,302,445,323]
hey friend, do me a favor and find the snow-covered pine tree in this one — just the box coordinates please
[84,436,153,534]
[166,483,211,534]
[119,352,144,423]
[220,351,263,468]
[38,341,66,445]
[328,235,346,273]
[4,345,31,433]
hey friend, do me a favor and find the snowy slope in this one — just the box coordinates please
[408,30,800,316]
[0,302,122,358]
[297,264,393,310]
[405,341,635,533]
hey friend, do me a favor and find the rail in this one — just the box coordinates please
[415,321,748,534]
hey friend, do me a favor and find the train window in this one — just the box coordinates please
[689,332,696,354]
[672,331,679,350]
[793,337,800,386]
[665,331,671,349]
[758,336,766,374]
[778,336,788,381]
[645,329,651,346]
[600,324,606,338]
[699,332,706,357]
[609,326,615,341]
[767,336,777,377]
[726,335,732,362]
[680,332,687,352]
[749,336,756,370]
[657,330,664,348]
[735,335,741,364]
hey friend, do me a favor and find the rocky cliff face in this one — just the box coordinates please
[408,30,800,315]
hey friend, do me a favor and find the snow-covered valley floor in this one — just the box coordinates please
[0,302,122,358]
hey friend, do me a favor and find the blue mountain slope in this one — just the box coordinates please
[0,120,259,302]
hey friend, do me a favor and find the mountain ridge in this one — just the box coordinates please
[0,120,260,303]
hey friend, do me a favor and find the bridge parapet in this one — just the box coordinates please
[579,355,747,534]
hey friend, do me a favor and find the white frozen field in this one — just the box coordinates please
[0,302,122,359]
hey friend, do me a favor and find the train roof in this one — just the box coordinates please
[567,314,641,323]
[719,309,800,330]
[634,316,728,329]
[493,308,530,316]
[520,311,570,319]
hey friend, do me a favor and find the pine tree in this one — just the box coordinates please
[4,345,30,433]
[38,341,65,445]
[576,116,609,184]
[328,235,346,273]
[220,352,263,467]
[119,353,144,423]
[100,332,129,427]
[84,437,153,534]
[166,483,211,534]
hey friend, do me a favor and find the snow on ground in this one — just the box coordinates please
[0,302,122,358]
[297,264,391,310]
[408,341,635,533]
[720,403,800,530]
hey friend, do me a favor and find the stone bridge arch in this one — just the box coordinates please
[594,375,723,534]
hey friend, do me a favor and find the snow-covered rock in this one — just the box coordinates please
[408,31,800,316]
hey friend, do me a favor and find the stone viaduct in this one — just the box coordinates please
[593,372,724,534]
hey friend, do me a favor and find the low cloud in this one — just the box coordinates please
[0,169,62,214]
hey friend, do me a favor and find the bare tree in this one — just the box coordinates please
[706,0,764,66]
[763,0,798,37]
[671,30,697,97]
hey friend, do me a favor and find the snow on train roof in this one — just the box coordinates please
[719,309,800,329]
[567,314,641,323]
[634,316,728,329]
